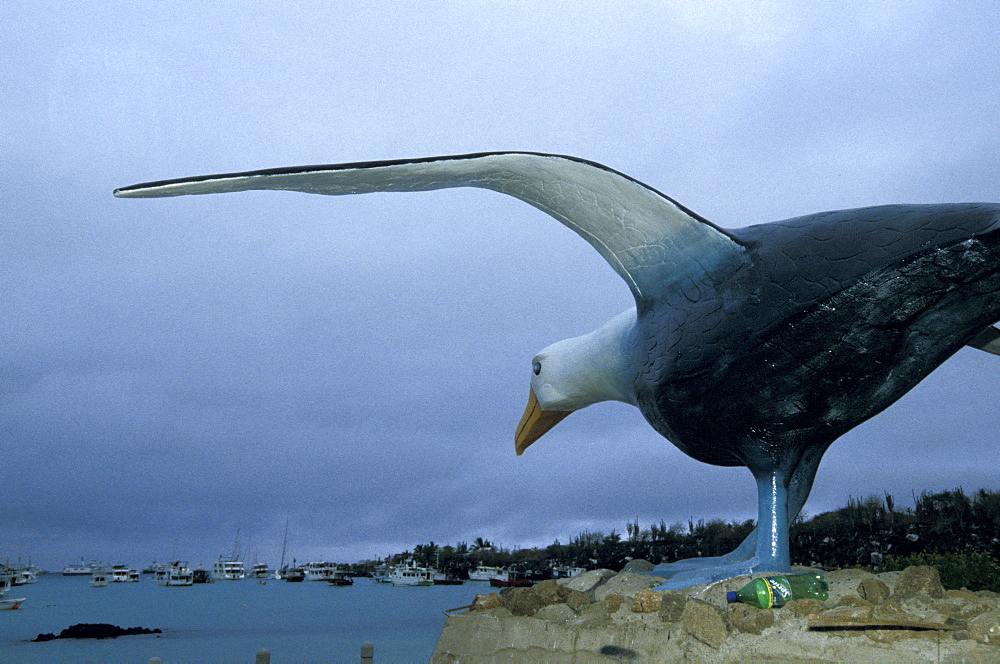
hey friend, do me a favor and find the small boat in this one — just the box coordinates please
[282,566,305,582]
[468,565,503,581]
[371,564,390,583]
[0,598,25,610]
[9,565,39,585]
[212,556,246,580]
[90,568,111,587]
[304,561,340,582]
[249,563,270,579]
[387,562,433,587]
[433,571,463,585]
[192,568,213,584]
[552,566,587,579]
[324,570,354,586]
[157,562,194,586]
[111,565,140,582]
[62,559,98,576]
[488,569,534,588]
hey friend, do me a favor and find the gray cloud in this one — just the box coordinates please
[2,1,998,570]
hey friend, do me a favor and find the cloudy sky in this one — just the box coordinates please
[3,2,999,572]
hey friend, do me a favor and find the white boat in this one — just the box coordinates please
[371,564,390,583]
[325,570,354,586]
[0,573,11,597]
[213,530,246,580]
[62,559,98,576]
[468,565,503,581]
[9,565,39,585]
[0,598,25,610]
[90,568,111,587]
[249,563,270,579]
[213,556,246,580]
[157,562,194,586]
[488,568,533,587]
[387,562,433,586]
[111,565,140,582]
[304,561,340,582]
[552,566,587,579]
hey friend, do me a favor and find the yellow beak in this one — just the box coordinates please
[515,388,571,455]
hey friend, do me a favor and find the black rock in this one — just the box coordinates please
[33,623,162,641]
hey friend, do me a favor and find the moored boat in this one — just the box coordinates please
[468,565,503,581]
[0,597,25,610]
[62,559,98,576]
[324,570,354,586]
[387,562,433,587]
[111,565,140,582]
[192,568,213,584]
[304,561,339,582]
[433,570,463,585]
[488,569,533,588]
[212,555,245,580]
[157,562,194,586]
[90,568,111,587]
[282,566,305,582]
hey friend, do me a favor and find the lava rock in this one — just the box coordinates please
[33,623,162,641]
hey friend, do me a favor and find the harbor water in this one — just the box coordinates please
[1,574,482,663]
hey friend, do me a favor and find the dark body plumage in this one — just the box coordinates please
[635,204,1000,472]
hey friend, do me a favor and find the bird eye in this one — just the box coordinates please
[533,361,541,375]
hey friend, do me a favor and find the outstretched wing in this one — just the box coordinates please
[115,151,745,304]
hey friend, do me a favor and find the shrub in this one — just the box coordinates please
[876,552,1000,592]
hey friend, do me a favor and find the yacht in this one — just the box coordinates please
[157,562,194,586]
[468,565,503,581]
[325,570,354,586]
[212,556,246,580]
[62,559,97,576]
[371,564,390,583]
[304,561,340,582]
[387,562,433,587]
[111,565,140,582]
[249,563,269,579]
[90,568,111,587]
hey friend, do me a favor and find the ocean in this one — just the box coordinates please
[1,574,482,663]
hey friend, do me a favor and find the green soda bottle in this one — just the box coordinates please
[726,573,828,608]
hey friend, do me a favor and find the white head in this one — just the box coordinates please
[515,308,637,454]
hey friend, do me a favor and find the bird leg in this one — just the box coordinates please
[645,445,831,591]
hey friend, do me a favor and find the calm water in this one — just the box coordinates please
[0,574,482,663]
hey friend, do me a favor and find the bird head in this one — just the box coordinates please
[515,308,637,455]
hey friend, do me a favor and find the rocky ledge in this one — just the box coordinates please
[432,563,1000,662]
[33,623,162,641]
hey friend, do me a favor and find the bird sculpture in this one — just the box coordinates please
[116,152,1000,589]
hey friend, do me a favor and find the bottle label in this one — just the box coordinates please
[762,576,793,608]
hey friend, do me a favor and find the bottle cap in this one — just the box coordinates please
[726,591,737,602]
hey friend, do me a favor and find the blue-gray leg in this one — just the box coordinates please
[645,447,825,590]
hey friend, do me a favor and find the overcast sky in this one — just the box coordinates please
[3,1,999,572]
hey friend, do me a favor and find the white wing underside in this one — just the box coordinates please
[115,152,744,303]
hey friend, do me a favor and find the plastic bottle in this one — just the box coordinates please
[725,573,828,608]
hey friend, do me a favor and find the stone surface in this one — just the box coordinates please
[631,588,663,613]
[893,565,946,599]
[621,558,656,574]
[560,568,616,594]
[658,590,687,622]
[857,577,891,603]
[501,587,547,616]
[729,603,775,635]
[593,571,664,601]
[432,565,1000,662]
[969,611,1000,646]
[681,598,731,648]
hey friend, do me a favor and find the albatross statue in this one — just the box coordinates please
[115,152,1000,590]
